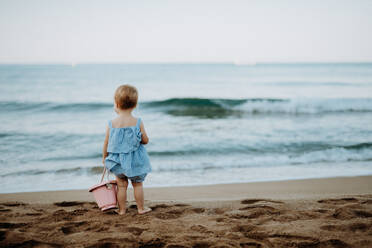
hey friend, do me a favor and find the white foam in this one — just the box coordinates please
[237,98,372,114]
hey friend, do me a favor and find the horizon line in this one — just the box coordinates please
[0,61,372,66]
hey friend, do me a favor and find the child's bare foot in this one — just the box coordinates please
[138,207,152,215]
[114,209,126,215]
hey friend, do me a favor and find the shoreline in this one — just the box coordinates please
[1,175,371,204]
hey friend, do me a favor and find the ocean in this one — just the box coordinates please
[0,63,372,193]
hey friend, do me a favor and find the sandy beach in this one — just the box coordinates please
[1,175,372,247]
[1,1,372,247]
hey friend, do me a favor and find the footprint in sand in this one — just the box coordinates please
[231,224,256,233]
[53,201,87,207]
[25,212,43,216]
[174,203,190,207]
[70,209,89,216]
[215,217,225,222]
[319,239,351,248]
[0,222,28,229]
[348,222,371,232]
[317,197,359,205]
[243,231,268,240]
[51,209,74,221]
[315,208,329,214]
[48,208,89,221]
[190,224,212,234]
[361,199,372,204]
[87,237,137,248]
[239,205,277,211]
[332,207,372,220]
[353,210,372,218]
[166,245,188,248]
[240,241,264,248]
[192,241,212,248]
[230,207,280,220]
[137,238,165,248]
[321,222,371,232]
[155,209,185,220]
[241,199,283,205]
[125,227,146,236]
[0,202,27,207]
[190,208,205,214]
[150,203,171,211]
[210,208,225,215]
[267,233,320,247]
[61,221,88,235]
[1,239,63,248]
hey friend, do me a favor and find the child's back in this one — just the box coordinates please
[111,115,137,128]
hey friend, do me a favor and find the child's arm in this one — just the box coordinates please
[102,125,110,165]
[140,121,149,144]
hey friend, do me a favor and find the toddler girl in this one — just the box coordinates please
[102,84,152,215]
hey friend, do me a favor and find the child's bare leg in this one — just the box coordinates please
[132,182,151,214]
[116,176,128,215]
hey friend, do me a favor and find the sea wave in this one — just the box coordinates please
[2,143,372,177]
[0,166,104,177]
[0,101,112,112]
[40,153,101,161]
[148,142,372,157]
[2,98,372,117]
[16,140,372,162]
[151,145,372,172]
[3,141,371,176]
[143,97,372,118]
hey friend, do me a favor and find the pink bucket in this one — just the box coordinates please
[89,166,118,211]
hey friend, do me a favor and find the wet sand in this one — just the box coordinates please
[0,176,371,247]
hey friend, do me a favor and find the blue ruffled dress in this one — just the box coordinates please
[104,118,152,178]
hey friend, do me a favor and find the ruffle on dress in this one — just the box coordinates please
[105,145,151,177]
[104,118,152,177]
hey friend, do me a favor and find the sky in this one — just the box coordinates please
[0,0,372,64]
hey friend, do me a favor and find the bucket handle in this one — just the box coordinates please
[100,165,111,183]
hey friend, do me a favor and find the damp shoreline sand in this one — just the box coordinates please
[1,175,372,247]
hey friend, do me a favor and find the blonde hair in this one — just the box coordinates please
[114,84,138,110]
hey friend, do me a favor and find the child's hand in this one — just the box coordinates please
[139,121,149,144]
